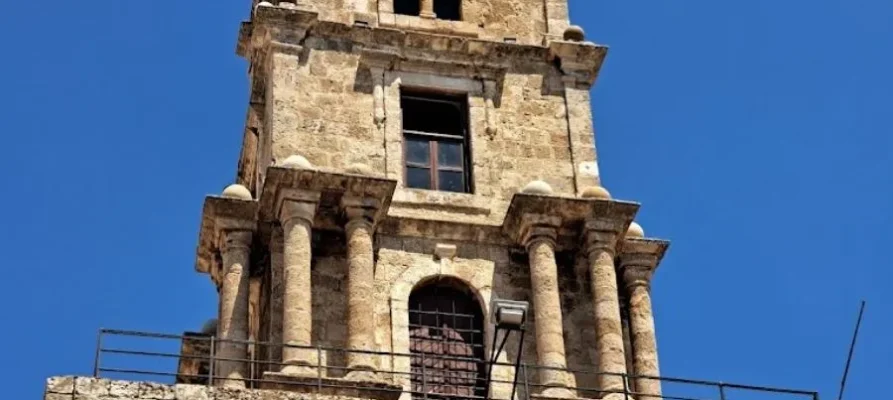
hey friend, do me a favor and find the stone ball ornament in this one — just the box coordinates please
[345,163,374,175]
[626,222,645,238]
[221,184,252,200]
[563,25,586,42]
[580,185,611,199]
[521,180,554,195]
[279,154,314,169]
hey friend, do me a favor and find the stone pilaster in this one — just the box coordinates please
[524,227,573,398]
[563,77,600,191]
[279,196,320,376]
[619,239,668,400]
[343,200,378,380]
[544,0,570,43]
[584,225,627,397]
[216,230,253,387]
[268,227,285,366]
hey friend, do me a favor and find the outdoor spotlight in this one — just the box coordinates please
[491,299,529,330]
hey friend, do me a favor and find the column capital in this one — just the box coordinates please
[221,230,254,253]
[342,195,382,226]
[620,264,655,290]
[196,194,258,276]
[584,228,620,257]
[618,238,670,289]
[278,195,320,226]
[522,225,559,252]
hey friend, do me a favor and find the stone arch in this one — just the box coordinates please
[387,255,496,392]
[408,277,486,399]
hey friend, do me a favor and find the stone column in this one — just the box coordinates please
[216,230,253,388]
[525,228,573,398]
[585,229,628,397]
[344,210,377,380]
[420,0,435,18]
[279,198,318,376]
[620,262,661,399]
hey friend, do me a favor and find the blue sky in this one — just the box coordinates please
[0,0,890,398]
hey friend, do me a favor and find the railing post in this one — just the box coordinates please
[622,373,629,400]
[719,383,727,400]
[93,329,104,378]
[421,348,428,400]
[208,336,216,386]
[521,364,530,400]
[317,345,323,393]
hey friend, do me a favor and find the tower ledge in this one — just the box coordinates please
[237,5,608,87]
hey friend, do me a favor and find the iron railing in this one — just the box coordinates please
[93,329,819,400]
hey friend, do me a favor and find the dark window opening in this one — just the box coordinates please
[395,0,421,16]
[434,0,462,21]
[409,280,486,400]
[401,90,472,193]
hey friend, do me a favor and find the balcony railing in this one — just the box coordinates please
[93,329,819,400]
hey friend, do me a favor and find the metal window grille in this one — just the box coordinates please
[409,283,486,400]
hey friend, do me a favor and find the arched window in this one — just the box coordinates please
[434,0,462,21]
[409,279,485,399]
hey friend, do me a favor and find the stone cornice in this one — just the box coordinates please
[258,167,398,231]
[618,238,670,274]
[195,196,259,276]
[237,5,608,87]
[502,193,640,252]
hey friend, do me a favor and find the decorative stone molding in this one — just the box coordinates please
[258,167,398,230]
[241,7,607,85]
[549,40,608,87]
[195,194,258,282]
[434,243,458,260]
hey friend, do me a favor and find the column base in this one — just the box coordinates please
[261,371,402,400]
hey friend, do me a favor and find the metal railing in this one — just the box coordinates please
[93,329,819,400]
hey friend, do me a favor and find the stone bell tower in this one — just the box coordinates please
[42,1,674,400]
[197,0,670,398]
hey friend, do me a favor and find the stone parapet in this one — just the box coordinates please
[44,376,394,400]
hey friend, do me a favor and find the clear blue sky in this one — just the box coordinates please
[1,1,890,398]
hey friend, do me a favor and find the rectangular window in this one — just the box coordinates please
[394,0,421,16]
[401,90,472,193]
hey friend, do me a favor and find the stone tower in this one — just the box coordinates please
[44,1,674,400]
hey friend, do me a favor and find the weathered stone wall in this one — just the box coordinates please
[264,43,591,225]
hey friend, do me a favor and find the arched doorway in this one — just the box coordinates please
[409,279,486,400]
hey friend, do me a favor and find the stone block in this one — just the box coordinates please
[74,378,109,397]
[174,384,211,400]
[45,393,73,400]
[139,382,175,400]
[47,376,75,394]
[108,380,140,398]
